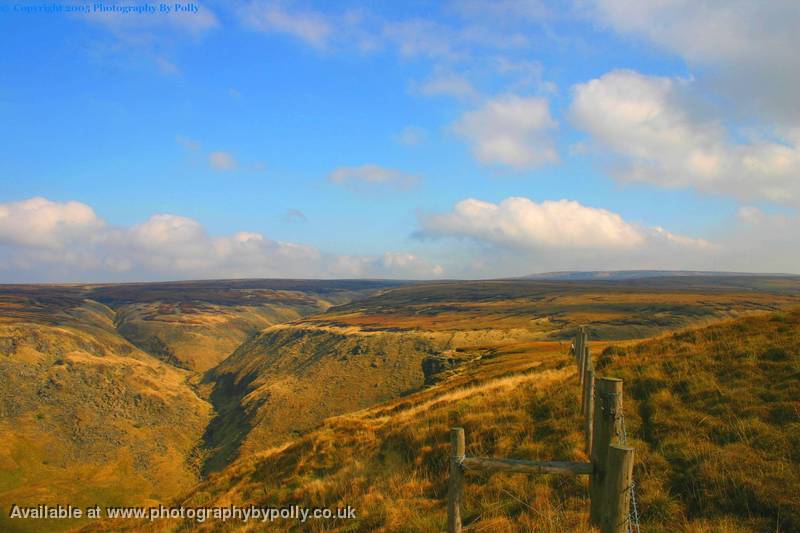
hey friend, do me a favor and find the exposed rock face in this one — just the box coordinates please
[421,355,459,384]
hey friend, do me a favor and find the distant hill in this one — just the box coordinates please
[519,270,797,281]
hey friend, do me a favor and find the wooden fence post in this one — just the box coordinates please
[602,445,634,533]
[448,427,465,533]
[580,346,591,395]
[583,369,594,454]
[589,378,623,526]
[575,327,585,367]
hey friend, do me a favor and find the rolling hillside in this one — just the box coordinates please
[82,308,800,532]
[198,276,800,475]
[0,292,212,533]
[0,280,395,533]
[1,275,799,531]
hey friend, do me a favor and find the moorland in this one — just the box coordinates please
[0,274,798,532]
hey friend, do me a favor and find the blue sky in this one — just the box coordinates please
[1,1,798,281]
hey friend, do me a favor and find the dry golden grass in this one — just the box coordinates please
[3,278,800,532]
[81,308,800,533]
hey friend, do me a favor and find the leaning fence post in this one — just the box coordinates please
[589,378,623,526]
[583,369,595,454]
[448,427,465,533]
[602,445,634,533]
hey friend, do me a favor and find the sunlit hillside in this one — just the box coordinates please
[1,277,799,532]
[83,308,800,532]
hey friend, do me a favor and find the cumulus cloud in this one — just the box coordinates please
[328,252,443,279]
[570,69,800,205]
[585,0,800,124]
[453,95,558,169]
[209,151,238,171]
[0,197,105,249]
[415,196,726,277]
[0,197,443,282]
[418,196,712,250]
[328,164,420,190]
[423,197,636,248]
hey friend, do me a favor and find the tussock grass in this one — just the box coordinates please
[86,309,800,532]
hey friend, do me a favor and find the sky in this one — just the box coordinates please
[1,0,799,282]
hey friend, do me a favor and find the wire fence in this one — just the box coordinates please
[618,397,641,533]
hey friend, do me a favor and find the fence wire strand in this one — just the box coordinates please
[618,396,642,533]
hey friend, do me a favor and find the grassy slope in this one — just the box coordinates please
[89,280,397,372]
[317,278,800,340]
[0,280,400,532]
[112,297,327,372]
[0,297,212,533]
[3,277,800,531]
[83,308,800,532]
[200,276,800,475]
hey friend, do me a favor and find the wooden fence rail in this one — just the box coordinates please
[447,327,635,533]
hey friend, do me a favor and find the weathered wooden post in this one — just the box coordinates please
[602,445,634,533]
[448,427,465,533]
[580,345,591,392]
[589,378,623,526]
[575,327,585,368]
[583,368,594,454]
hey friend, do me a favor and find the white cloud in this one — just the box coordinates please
[155,56,180,76]
[415,196,726,277]
[0,197,443,282]
[419,197,650,249]
[0,197,105,249]
[736,206,765,225]
[328,164,420,190]
[449,0,552,21]
[570,69,800,205]
[176,135,201,151]
[412,71,479,101]
[491,57,556,94]
[585,0,800,124]
[234,3,533,61]
[711,206,800,273]
[209,151,238,171]
[453,95,558,169]
[328,252,443,279]
[395,126,427,147]
[380,19,466,59]
[238,1,332,48]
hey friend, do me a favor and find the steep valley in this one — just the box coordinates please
[1,276,800,532]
